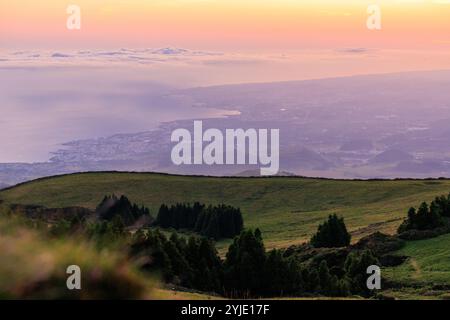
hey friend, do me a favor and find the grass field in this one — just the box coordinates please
[2,172,450,251]
[381,233,450,299]
[384,233,450,285]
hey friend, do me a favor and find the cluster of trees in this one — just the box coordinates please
[131,229,223,292]
[154,203,243,240]
[310,214,351,248]
[222,229,339,297]
[433,194,450,217]
[49,196,244,243]
[96,195,151,226]
[45,195,244,241]
[85,216,127,240]
[48,194,153,240]
[130,227,377,298]
[398,194,450,233]
[155,203,204,230]
[224,229,377,297]
[30,201,380,298]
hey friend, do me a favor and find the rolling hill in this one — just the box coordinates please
[382,233,450,299]
[2,172,450,251]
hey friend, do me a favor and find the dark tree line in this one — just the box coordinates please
[96,195,151,226]
[154,203,243,240]
[131,229,223,292]
[398,194,450,233]
[31,201,379,298]
[49,196,244,242]
[433,194,450,217]
[224,229,375,298]
[130,227,377,298]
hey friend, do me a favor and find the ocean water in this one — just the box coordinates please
[0,66,233,163]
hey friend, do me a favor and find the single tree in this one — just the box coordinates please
[310,214,351,248]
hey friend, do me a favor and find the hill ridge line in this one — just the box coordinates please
[2,170,450,192]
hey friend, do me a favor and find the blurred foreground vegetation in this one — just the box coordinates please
[0,204,153,299]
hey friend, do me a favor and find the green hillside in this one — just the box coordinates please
[382,233,450,299]
[2,172,450,250]
[384,233,450,285]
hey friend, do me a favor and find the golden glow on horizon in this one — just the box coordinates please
[1,0,449,49]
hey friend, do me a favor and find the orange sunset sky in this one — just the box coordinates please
[1,0,450,51]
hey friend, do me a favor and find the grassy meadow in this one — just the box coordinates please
[2,172,450,250]
[383,233,450,299]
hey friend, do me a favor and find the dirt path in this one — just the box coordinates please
[410,258,422,280]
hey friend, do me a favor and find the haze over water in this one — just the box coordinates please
[1,47,450,163]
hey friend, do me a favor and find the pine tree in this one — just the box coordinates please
[310,214,351,248]
[224,229,267,297]
[398,199,445,232]
[263,249,295,296]
[318,260,332,293]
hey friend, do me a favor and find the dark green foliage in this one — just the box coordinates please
[303,268,320,292]
[308,248,348,278]
[155,203,243,240]
[46,212,127,243]
[263,249,301,296]
[27,203,376,299]
[224,229,305,297]
[223,229,354,298]
[224,229,267,296]
[128,226,375,298]
[85,216,127,241]
[353,232,407,267]
[432,193,450,217]
[317,260,344,296]
[310,214,351,248]
[292,255,350,296]
[344,250,379,296]
[397,225,450,240]
[156,203,204,230]
[185,236,223,292]
[397,193,450,240]
[49,214,86,237]
[398,201,445,233]
[130,229,222,292]
[96,194,151,226]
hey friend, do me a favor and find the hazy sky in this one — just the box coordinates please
[1,0,450,51]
